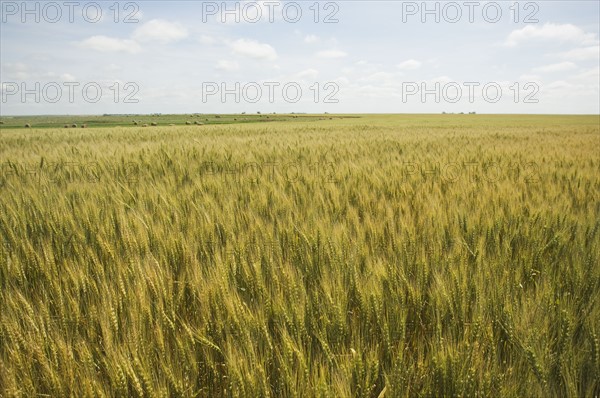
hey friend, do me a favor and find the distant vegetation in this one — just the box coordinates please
[0,114,349,129]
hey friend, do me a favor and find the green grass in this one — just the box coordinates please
[0,114,599,397]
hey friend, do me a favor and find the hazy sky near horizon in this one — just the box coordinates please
[1,1,599,115]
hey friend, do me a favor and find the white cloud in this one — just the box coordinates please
[355,85,399,98]
[0,65,77,82]
[229,38,277,60]
[60,73,76,81]
[353,60,383,74]
[570,67,600,82]
[533,62,577,73]
[316,50,347,59]
[505,23,599,47]
[1,62,29,80]
[132,19,188,44]
[519,74,542,81]
[295,68,319,79]
[216,60,240,71]
[334,77,350,85]
[304,34,319,43]
[554,46,600,61]
[429,76,453,84]
[546,80,574,90]
[396,59,422,70]
[199,35,217,45]
[358,72,397,83]
[78,36,141,53]
[105,64,122,72]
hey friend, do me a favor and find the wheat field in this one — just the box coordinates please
[0,114,599,397]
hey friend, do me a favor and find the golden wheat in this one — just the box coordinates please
[0,114,598,397]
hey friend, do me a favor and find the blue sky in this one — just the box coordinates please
[1,1,599,114]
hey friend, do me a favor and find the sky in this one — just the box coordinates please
[1,0,599,115]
